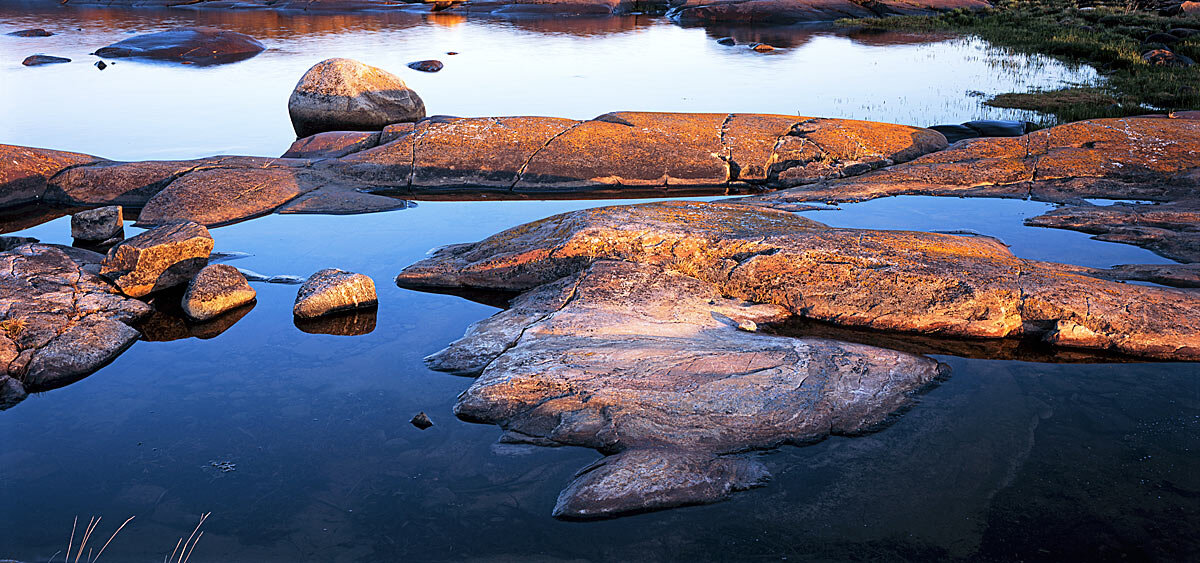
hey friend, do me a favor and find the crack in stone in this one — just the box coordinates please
[510,120,586,191]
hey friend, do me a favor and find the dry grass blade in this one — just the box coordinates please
[66,516,78,563]
[74,516,100,563]
[92,515,135,562]
[171,512,211,563]
[181,531,203,563]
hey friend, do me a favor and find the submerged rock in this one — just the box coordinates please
[9,29,53,37]
[93,27,265,65]
[398,200,1200,360]
[293,268,378,319]
[22,55,71,66]
[411,412,433,429]
[407,60,444,72]
[100,221,214,298]
[182,264,256,321]
[71,205,124,243]
[288,58,426,138]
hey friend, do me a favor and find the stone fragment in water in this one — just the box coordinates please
[407,60,443,72]
[293,268,378,319]
[9,29,53,37]
[411,412,433,429]
[95,61,106,70]
[93,27,265,65]
[22,55,71,66]
[288,58,426,138]
[101,221,214,298]
[716,36,735,45]
[71,205,124,243]
[750,42,775,51]
[182,264,256,322]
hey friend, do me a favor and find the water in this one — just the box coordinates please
[1,4,1196,562]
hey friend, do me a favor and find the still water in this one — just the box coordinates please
[1,3,1196,562]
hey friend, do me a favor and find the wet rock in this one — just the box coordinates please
[411,257,943,517]
[667,0,990,25]
[407,59,443,72]
[71,205,124,243]
[135,166,319,227]
[22,55,70,66]
[0,375,27,410]
[0,244,151,400]
[750,42,775,51]
[553,449,769,519]
[182,264,256,321]
[9,29,53,37]
[1094,263,1200,289]
[398,200,1200,360]
[101,221,214,298]
[1025,200,1200,263]
[1143,48,1194,66]
[0,144,102,207]
[288,58,426,138]
[276,185,410,215]
[93,27,265,65]
[282,131,380,159]
[293,268,378,319]
[294,308,376,335]
[411,412,433,429]
[716,36,735,45]
[95,61,107,70]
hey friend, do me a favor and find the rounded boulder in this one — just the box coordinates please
[182,264,257,322]
[288,58,426,138]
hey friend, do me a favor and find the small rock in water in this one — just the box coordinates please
[209,250,253,263]
[235,268,270,282]
[267,274,305,284]
[407,60,443,73]
[100,221,213,298]
[716,37,735,46]
[71,205,123,243]
[293,268,378,318]
[750,43,775,52]
[95,60,107,70]
[446,51,459,55]
[182,264,256,322]
[22,55,71,66]
[411,412,433,429]
[9,29,53,37]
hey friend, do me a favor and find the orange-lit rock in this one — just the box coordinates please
[397,200,1200,360]
[0,145,102,208]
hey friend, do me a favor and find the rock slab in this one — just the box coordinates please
[93,27,265,65]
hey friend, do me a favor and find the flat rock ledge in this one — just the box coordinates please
[740,115,1200,264]
[0,111,946,226]
[0,244,152,410]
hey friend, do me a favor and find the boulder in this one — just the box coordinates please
[93,27,265,65]
[1143,48,1194,66]
[1183,1,1200,15]
[100,221,214,298]
[407,60,443,72]
[397,200,1200,360]
[70,205,123,243]
[928,119,1033,143]
[8,29,53,37]
[293,268,378,319]
[0,144,103,208]
[288,58,426,138]
[22,55,70,66]
[182,264,256,321]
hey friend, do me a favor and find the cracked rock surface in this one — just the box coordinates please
[100,221,214,298]
[411,258,945,518]
[398,200,1200,360]
[0,244,152,410]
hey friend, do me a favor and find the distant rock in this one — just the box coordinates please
[288,58,426,138]
[407,60,443,72]
[100,221,214,298]
[293,268,377,319]
[749,42,775,51]
[1183,1,1200,15]
[1143,48,1194,66]
[22,55,71,66]
[668,0,990,24]
[1145,32,1181,45]
[95,60,107,70]
[71,205,124,243]
[928,119,1032,143]
[716,36,735,45]
[93,27,265,65]
[411,412,433,429]
[9,29,53,37]
[182,264,256,321]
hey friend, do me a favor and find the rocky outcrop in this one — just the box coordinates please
[182,264,256,321]
[741,116,1200,263]
[293,268,378,318]
[0,244,152,409]
[135,165,320,227]
[397,201,1200,360]
[71,205,123,244]
[408,256,945,517]
[667,0,990,24]
[100,221,214,298]
[0,144,101,208]
[288,58,426,138]
[93,27,266,65]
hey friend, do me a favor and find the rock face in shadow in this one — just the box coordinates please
[667,0,989,24]
[0,244,152,408]
[0,144,102,208]
[71,205,124,243]
[410,257,944,517]
[93,27,266,65]
[288,58,426,138]
[397,201,1200,360]
[100,221,214,298]
[740,116,1200,263]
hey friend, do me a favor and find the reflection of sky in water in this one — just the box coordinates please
[0,5,1095,159]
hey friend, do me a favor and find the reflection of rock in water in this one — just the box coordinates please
[294,308,377,336]
[137,293,255,342]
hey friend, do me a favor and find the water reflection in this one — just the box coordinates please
[295,308,378,336]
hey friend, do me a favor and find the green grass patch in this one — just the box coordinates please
[839,0,1200,123]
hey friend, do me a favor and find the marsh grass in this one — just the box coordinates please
[49,512,210,563]
[840,0,1200,123]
